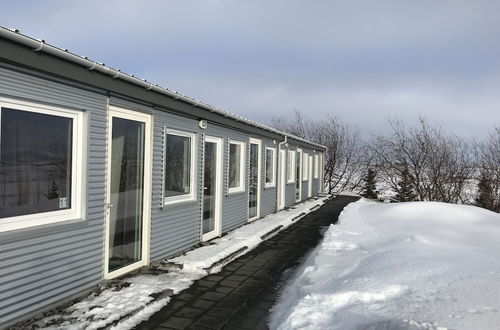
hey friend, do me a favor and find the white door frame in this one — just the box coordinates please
[104,106,152,279]
[296,148,302,202]
[308,154,313,198]
[319,152,324,193]
[201,135,223,241]
[278,149,286,210]
[248,138,261,221]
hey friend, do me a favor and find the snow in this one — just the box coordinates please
[28,197,328,330]
[270,199,500,330]
[170,198,326,271]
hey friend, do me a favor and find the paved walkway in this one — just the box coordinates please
[137,195,359,330]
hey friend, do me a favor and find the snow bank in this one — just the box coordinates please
[270,199,500,330]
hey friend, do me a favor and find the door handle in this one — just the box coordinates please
[107,203,116,208]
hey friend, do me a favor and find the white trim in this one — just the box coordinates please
[0,97,85,233]
[278,149,286,210]
[314,153,319,179]
[248,138,261,221]
[104,106,152,279]
[296,148,302,202]
[163,129,197,205]
[308,154,313,198]
[319,152,324,192]
[264,147,276,188]
[303,152,309,181]
[201,135,223,241]
[287,150,296,184]
[228,139,246,194]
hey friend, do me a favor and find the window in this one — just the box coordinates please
[265,147,276,187]
[295,149,302,201]
[228,140,245,193]
[303,152,309,180]
[287,150,295,183]
[314,154,319,179]
[164,129,196,204]
[0,98,84,232]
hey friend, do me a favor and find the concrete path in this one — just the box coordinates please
[137,195,359,330]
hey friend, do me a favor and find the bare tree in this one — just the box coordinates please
[475,127,500,212]
[370,118,473,203]
[271,110,368,194]
[273,111,497,207]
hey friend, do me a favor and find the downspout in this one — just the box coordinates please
[277,136,288,210]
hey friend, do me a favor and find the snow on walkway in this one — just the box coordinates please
[270,199,500,330]
[29,197,328,330]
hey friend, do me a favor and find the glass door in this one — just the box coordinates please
[296,149,302,202]
[308,155,313,198]
[248,139,261,221]
[202,136,222,241]
[105,107,151,278]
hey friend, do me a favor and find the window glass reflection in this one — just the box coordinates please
[0,108,72,219]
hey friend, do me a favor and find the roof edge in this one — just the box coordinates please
[0,27,326,150]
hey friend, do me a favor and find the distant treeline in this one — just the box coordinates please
[271,111,500,213]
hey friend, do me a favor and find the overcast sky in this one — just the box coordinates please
[2,0,499,138]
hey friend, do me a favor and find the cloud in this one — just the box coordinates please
[1,0,499,138]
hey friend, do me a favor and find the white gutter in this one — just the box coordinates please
[0,27,326,150]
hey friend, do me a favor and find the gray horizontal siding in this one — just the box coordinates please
[109,95,153,114]
[285,182,296,207]
[301,181,309,201]
[300,147,321,200]
[312,179,320,196]
[0,66,107,326]
[0,60,325,326]
[204,124,249,234]
[260,187,276,217]
[3,272,100,323]
[150,109,202,261]
[221,191,248,233]
[151,114,253,259]
[260,137,277,217]
[301,150,311,201]
[284,146,297,208]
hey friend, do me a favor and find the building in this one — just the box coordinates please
[0,27,325,326]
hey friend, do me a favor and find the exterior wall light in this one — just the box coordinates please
[199,119,208,129]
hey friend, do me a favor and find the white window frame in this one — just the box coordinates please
[303,152,309,181]
[265,147,276,188]
[164,129,197,205]
[228,139,246,194]
[201,135,224,241]
[314,154,319,179]
[287,150,296,184]
[0,97,85,233]
[248,138,262,221]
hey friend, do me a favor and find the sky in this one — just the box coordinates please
[1,0,499,138]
